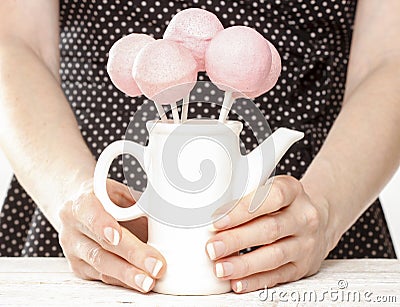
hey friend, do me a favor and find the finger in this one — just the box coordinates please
[71,190,123,246]
[71,257,133,289]
[74,179,147,244]
[212,237,300,280]
[80,260,135,289]
[106,179,140,206]
[77,178,136,206]
[108,181,145,235]
[76,235,155,293]
[206,208,301,260]
[231,262,299,293]
[120,216,148,243]
[100,274,134,289]
[80,226,166,279]
[62,236,135,289]
[67,255,101,280]
[212,175,301,230]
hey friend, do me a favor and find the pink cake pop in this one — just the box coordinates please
[233,41,281,99]
[107,33,155,97]
[264,42,282,93]
[164,8,224,71]
[132,40,198,123]
[205,26,272,94]
[205,26,274,121]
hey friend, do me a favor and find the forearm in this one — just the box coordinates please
[301,59,400,250]
[0,40,96,231]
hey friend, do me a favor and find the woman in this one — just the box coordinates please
[0,0,398,293]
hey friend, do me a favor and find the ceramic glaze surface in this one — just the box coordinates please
[94,119,303,295]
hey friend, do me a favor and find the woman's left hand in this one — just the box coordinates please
[206,175,333,293]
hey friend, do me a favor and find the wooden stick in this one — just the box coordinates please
[171,102,180,124]
[218,91,234,123]
[181,94,190,123]
[155,103,167,122]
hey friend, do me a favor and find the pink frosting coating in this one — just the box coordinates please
[107,33,155,97]
[164,8,224,71]
[132,40,198,105]
[205,26,272,96]
[234,41,281,99]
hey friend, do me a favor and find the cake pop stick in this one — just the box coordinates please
[155,103,168,122]
[171,102,180,124]
[181,94,190,123]
[218,91,234,123]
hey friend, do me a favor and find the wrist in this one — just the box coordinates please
[300,172,344,256]
[302,182,342,254]
[61,161,96,202]
[52,162,95,232]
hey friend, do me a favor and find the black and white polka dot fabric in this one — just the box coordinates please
[0,0,396,259]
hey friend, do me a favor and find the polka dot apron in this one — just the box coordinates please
[0,0,396,259]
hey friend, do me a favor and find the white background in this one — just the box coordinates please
[0,147,399,255]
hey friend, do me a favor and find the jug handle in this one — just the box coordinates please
[93,140,147,221]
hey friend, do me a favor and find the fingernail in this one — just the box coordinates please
[135,274,153,292]
[145,257,163,277]
[104,227,120,246]
[235,280,247,292]
[216,262,234,278]
[206,241,225,260]
[213,215,231,229]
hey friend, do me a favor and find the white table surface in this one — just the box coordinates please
[0,258,399,306]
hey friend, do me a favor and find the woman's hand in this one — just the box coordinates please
[58,179,166,293]
[206,175,332,293]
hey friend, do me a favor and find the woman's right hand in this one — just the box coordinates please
[58,179,166,293]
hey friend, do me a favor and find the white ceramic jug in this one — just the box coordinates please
[94,119,303,295]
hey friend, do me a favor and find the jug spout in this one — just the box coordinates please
[234,128,304,199]
[268,127,304,171]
